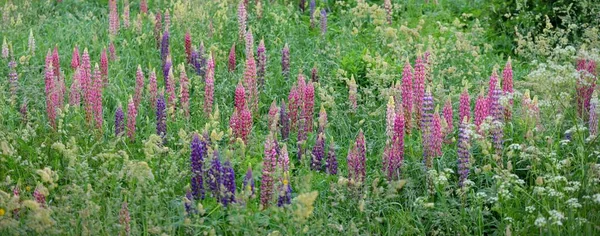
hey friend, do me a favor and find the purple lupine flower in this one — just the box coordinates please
[207,151,223,199]
[257,39,267,88]
[281,44,290,79]
[115,105,125,136]
[161,30,170,62]
[421,90,434,166]
[163,57,172,85]
[184,190,196,215]
[457,117,471,187]
[353,130,367,183]
[320,9,327,36]
[190,133,207,200]
[277,173,292,207]
[326,140,337,175]
[309,0,316,28]
[197,42,207,78]
[156,94,167,143]
[490,84,504,154]
[190,50,202,76]
[243,166,255,196]
[311,133,325,171]
[280,101,290,140]
[221,160,236,206]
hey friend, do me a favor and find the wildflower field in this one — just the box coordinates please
[1,0,600,234]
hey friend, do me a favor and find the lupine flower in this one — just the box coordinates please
[228,43,236,72]
[279,144,290,173]
[474,89,488,131]
[197,42,207,78]
[326,140,337,175]
[589,92,598,136]
[122,0,130,28]
[115,105,125,136]
[243,167,255,196]
[190,133,207,200]
[33,187,46,207]
[154,12,162,48]
[311,133,325,171]
[280,101,290,140]
[459,88,470,122]
[184,191,195,215]
[109,42,117,61]
[288,85,300,130]
[386,97,396,139]
[100,48,108,83]
[140,0,148,14]
[309,0,316,28]
[161,30,170,62]
[303,82,315,133]
[311,65,318,83]
[184,31,192,63]
[384,110,405,181]
[317,105,327,134]
[230,83,253,143]
[156,93,167,142]
[71,46,80,69]
[502,58,513,120]
[207,151,223,199]
[401,60,413,133]
[119,202,130,236]
[2,37,8,59]
[421,90,434,162]
[457,117,471,187]
[268,101,280,131]
[277,172,292,207]
[45,52,57,128]
[257,39,267,87]
[127,97,137,140]
[20,101,28,123]
[204,53,215,115]
[92,64,104,130]
[134,65,144,109]
[320,9,327,36]
[164,10,170,31]
[521,90,542,131]
[348,130,367,183]
[281,44,290,79]
[163,55,171,85]
[490,84,504,155]
[245,29,254,58]
[487,69,498,110]
[178,64,190,117]
[348,76,358,112]
[82,48,93,122]
[69,68,82,107]
[222,161,236,206]
[28,29,35,55]
[384,0,392,24]
[8,60,17,102]
[297,118,307,160]
[430,111,442,158]
[442,98,453,138]
[243,54,258,112]
[234,81,246,111]
[413,55,426,129]
[261,133,278,208]
[108,0,119,35]
[237,2,247,41]
[52,47,60,79]
[148,69,158,109]
[576,58,597,117]
[166,67,177,112]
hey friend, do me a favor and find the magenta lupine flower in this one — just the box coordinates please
[311,65,318,83]
[179,64,190,117]
[8,60,17,101]
[228,43,236,72]
[123,0,130,28]
[347,144,358,181]
[132,65,144,109]
[474,90,488,131]
[261,134,278,208]
[71,46,80,69]
[384,0,392,24]
[237,2,247,41]
[109,42,117,61]
[487,69,499,110]
[303,82,315,134]
[185,31,192,63]
[309,0,316,28]
[156,93,167,142]
[257,39,267,88]
[413,56,426,129]
[457,117,471,187]
[589,93,598,136]
[351,130,367,183]
[33,187,47,207]
[281,44,290,79]
[190,133,207,200]
[245,29,254,58]
[349,77,358,112]
[161,30,170,62]
[243,55,258,112]
[52,47,66,109]
[82,48,93,122]
[115,105,124,136]
[148,69,158,109]
[230,83,253,143]
[222,160,236,206]
[45,52,57,128]
[280,101,290,140]
[502,59,513,120]
[166,67,177,112]
[119,201,130,236]
[108,0,119,35]
[100,48,108,83]
[140,0,148,14]
[268,101,279,131]
[52,47,60,79]
[154,12,162,48]
[204,54,215,115]
[459,88,470,122]
[386,97,396,140]
[442,98,453,138]
[490,84,504,154]
[326,140,337,175]
[234,81,246,111]
[127,97,137,140]
[69,68,81,108]
[576,59,597,117]
[92,64,104,130]
[430,112,442,158]
[288,85,300,130]
[401,60,413,133]
[311,133,325,171]
[207,151,223,199]
[384,110,405,181]
[317,105,327,134]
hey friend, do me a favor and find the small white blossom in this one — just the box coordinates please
[566,198,582,209]
[526,206,536,213]
[535,216,547,227]
[593,194,600,204]
[548,210,565,226]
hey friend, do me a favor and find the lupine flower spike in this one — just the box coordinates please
[190,133,207,200]
[261,133,278,208]
[1,38,8,59]
[311,133,325,171]
[154,12,162,48]
[228,43,236,72]
[281,44,290,79]
[386,97,396,140]
[207,151,223,199]
[28,29,35,55]
[185,31,192,63]
[109,42,117,61]
[156,93,167,143]
[134,65,144,109]
[442,98,453,139]
[430,109,443,158]
[457,117,471,188]
[421,89,434,164]
[237,2,247,41]
[309,0,316,28]
[127,96,137,141]
[401,60,413,133]
[243,166,255,198]
[576,58,597,117]
[179,64,190,117]
[459,87,470,122]
[326,139,338,175]
[148,69,158,109]
[245,29,254,58]
[119,201,130,236]
[303,82,315,133]
[204,53,215,115]
[348,76,358,112]
[257,39,267,88]
[166,67,177,113]
[490,83,504,156]
[71,46,80,69]
[413,55,426,129]
[82,48,93,123]
[280,101,290,140]
[320,9,327,36]
[243,51,258,112]
[384,0,392,24]
[108,0,119,35]
[44,51,57,128]
[92,64,104,130]
[222,161,236,206]
[140,0,148,14]
[502,58,513,120]
[277,172,292,207]
[474,89,488,132]
[311,65,319,83]
[115,104,124,136]
[268,101,280,131]
[69,68,81,107]
[100,48,109,83]
[384,106,405,181]
[122,0,130,28]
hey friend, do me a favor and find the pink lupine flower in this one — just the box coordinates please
[386,96,395,140]
[20,101,28,123]
[260,133,278,208]
[245,29,254,58]
[317,105,327,134]
[52,47,60,79]
[474,90,488,131]
[228,43,236,72]
[234,81,246,111]
[348,76,358,112]
[92,64,104,130]
[268,100,279,131]
[109,42,117,61]
[401,60,413,133]
[179,64,190,117]
[108,0,119,35]
[459,88,470,122]
[230,82,253,143]
[127,96,137,141]
[347,145,358,182]
[148,69,158,110]
[240,108,254,142]
[45,51,57,128]
[243,54,258,112]
[82,48,93,123]
[576,58,597,117]
[123,0,130,28]
[166,67,177,113]
[185,31,192,63]
[288,85,300,130]
[348,129,366,183]
[383,109,405,181]
[413,55,426,129]
[237,2,247,41]
[442,98,453,138]
[71,46,80,69]
[311,133,325,171]
[69,68,82,107]
[134,65,144,109]
[502,58,513,120]
[303,82,315,134]
[140,0,148,14]
[204,53,215,115]
[457,117,471,187]
[257,39,267,87]
[154,12,162,48]
[164,10,170,31]
[487,69,499,111]
[430,111,442,158]
[100,48,108,83]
